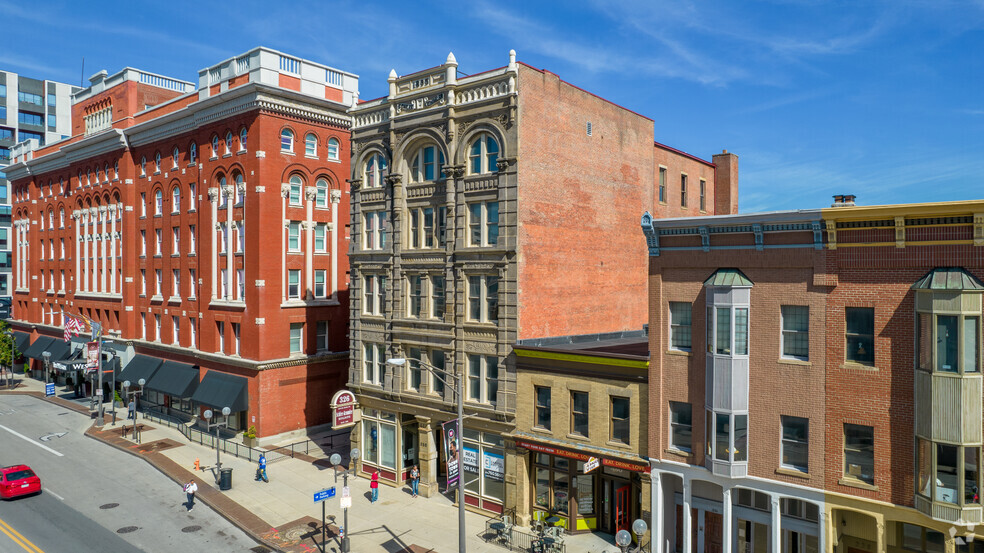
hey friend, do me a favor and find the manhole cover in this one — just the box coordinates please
[250,547,273,553]
[181,525,202,533]
[99,503,119,509]
[281,526,308,542]
[117,526,138,534]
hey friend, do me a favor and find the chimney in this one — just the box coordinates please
[831,194,856,207]
[712,150,739,215]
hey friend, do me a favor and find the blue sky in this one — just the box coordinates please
[2,0,982,212]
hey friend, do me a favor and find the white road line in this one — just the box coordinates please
[45,488,64,501]
[0,424,64,457]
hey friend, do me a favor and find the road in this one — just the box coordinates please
[0,393,262,553]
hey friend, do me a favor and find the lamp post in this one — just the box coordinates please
[329,448,360,553]
[203,406,232,474]
[615,519,649,553]
[123,378,145,443]
[387,357,466,553]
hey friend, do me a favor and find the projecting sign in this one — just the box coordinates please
[340,486,351,509]
[331,389,358,430]
[584,457,600,473]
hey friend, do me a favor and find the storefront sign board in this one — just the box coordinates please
[584,456,600,473]
[330,389,358,430]
[517,440,648,472]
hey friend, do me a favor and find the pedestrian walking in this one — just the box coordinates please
[184,480,198,511]
[370,469,379,503]
[256,452,268,483]
[409,465,420,498]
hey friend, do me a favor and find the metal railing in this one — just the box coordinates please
[264,433,339,461]
[141,409,281,463]
[482,517,566,553]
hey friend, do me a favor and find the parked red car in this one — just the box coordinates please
[0,465,41,499]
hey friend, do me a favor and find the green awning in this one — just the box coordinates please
[704,268,754,287]
[911,267,984,291]
[118,355,163,386]
[22,336,55,360]
[12,332,30,354]
[191,371,249,412]
[145,361,199,399]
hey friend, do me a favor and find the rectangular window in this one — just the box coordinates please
[699,179,706,211]
[314,223,327,252]
[846,307,875,365]
[172,316,180,344]
[314,270,327,298]
[535,386,551,430]
[288,270,301,299]
[172,227,179,253]
[155,229,162,255]
[938,443,959,503]
[140,230,147,256]
[407,348,423,391]
[468,202,499,247]
[965,317,980,373]
[220,269,229,299]
[669,302,692,351]
[939,315,959,372]
[680,174,688,207]
[141,269,147,295]
[467,354,498,405]
[190,318,196,348]
[843,423,875,485]
[468,275,498,323]
[781,416,809,472]
[288,222,301,251]
[172,269,180,297]
[232,322,240,356]
[289,322,303,354]
[431,275,445,320]
[570,391,589,437]
[237,269,245,299]
[316,321,329,351]
[188,269,196,298]
[611,397,630,444]
[430,350,446,396]
[155,269,162,296]
[154,314,161,341]
[716,307,731,354]
[659,167,667,203]
[189,183,196,210]
[408,274,423,318]
[669,401,692,452]
[781,305,809,360]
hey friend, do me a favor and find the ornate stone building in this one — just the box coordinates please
[346,50,739,516]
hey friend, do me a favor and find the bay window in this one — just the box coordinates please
[706,411,747,463]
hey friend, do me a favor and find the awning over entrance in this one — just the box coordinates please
[22,336,55,361]
[191,371,248,412]
[145,361,199,399]
[118,355,163,385]
[52,348,86,372]
[44,340,70,365]
[12,332,30,354]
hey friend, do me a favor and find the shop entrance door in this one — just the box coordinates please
[704,512,723,553]
[615,484,630,533]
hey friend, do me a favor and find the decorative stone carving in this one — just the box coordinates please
[385,174,402,186]
[330,189,342,204]
[222,185,234,198]
[305,187,318,202]
[280,183,291,198]
[496,158,510,172]
[348,178,362,192]
[207,188,220,202]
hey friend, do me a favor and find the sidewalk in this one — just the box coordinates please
[1,376,618,553]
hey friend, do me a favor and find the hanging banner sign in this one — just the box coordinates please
[86,342,100,372]
[442,420,459,488]
[584,456,600,473]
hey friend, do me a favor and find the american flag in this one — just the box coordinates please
[63,315,85,342]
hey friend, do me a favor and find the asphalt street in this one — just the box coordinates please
[0,393,262,553]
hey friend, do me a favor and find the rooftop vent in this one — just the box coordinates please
[832,194,856,207]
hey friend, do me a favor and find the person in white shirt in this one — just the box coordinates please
[184,480,198,511]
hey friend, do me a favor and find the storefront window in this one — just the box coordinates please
[461,430,504,503]
[965,447,980,504]
[574,473,594,515]
[364,419,378,465]
[362,409,397,470]
[554,473,569,515]
[380,421,396,469]
[715,413,729,461]
[535,468,550,508]
[937,443,958,503]
[917,438,931,497]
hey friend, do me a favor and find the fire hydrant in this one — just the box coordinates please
[194,458,201,471]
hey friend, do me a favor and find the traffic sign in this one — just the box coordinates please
[340,486,351,509]
[45,382,55,397]
[313,487,336,503]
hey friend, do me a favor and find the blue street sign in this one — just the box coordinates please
[313,487,336,503]
[45,382,55,397]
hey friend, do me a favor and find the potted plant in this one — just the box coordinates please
[243,425,258,447]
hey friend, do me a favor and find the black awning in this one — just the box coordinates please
[12,332,30,354]
[118,355,163,386]
[45,340,70,364]
[52,348,86,372]
[145,361,199,398]
[191,371,249,412]
[101,342,127,356]
[22,336,55,360]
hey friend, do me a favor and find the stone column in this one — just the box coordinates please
[304,187,317,299]
[770,495,781,553]
[639,470,653,549]
[330,189,341,297]
[224,185,234,300]
[109,205,117,294]
[506,440,531,526]
[817,507,826,553]
[722,487,732,553]
[876,519,885,553]
[72,212,81,293]
[208,188,219,299]
[280,183,290,302]
[82,210,90,291]
[99,205,108,293]
[415,416,438,498]
[683,478,693,553]
[652,470,664,553]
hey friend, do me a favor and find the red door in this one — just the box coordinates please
[615,485,630,533]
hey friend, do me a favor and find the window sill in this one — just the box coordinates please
[305,155,319,160]
[778,358,812,367]
[209,299,246,309]
[840,362,879,372]
[838,477,878,491]
[237,150,246,156]
[666,349,691,357]
[222,153,232,159]
[606,440,631,449]
[530,426,552,435]
[565,433,591,442]
[171,254,180,258]
[775,467,810,480]
[167,296,181,305]
[665,447,691,458]
[150,295,164,303]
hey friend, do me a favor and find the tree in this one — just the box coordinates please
[0,321,20,389]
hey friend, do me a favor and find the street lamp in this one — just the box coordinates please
[615,519,649,553]
[203,406,232,475]
[123,378,145,443]
[387,356,466,553]
[329,448,360,553]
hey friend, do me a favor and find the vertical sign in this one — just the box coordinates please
[442,419,459,488]
[86,342,100,373]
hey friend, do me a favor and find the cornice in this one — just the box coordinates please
[5,129,128,181]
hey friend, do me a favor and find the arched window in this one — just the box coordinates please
[364,153,387,188]
[316,178,329,208]
[154,189,163,215]
[154,152,161,173]
[239,128,247,151]
[140,157,147,176]
[86,169,91,185]
[225,131,233,155]
[78,170,83,185]
[60,208,65,227]
[288,175,303,206]
[172,187,180,213]
[327,138,340,161]
[281,129,294,152]
[218,175,228,208]
[48,210,53,229]
[409,144,445,183]
[305,133,317,157]
[469,134,499,175]
[234,173,245,205]
[211,136,219,157]
[189,143,197,164]
[172,147,179,168]
[104,163,110,182]
[113,160,119,179]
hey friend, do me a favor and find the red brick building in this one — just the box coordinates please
[7,47,358,438]
[643,198,984,553]
[346,50,739,517]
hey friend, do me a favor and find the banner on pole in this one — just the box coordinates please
[86,342,100,372]
[442,419,459,489]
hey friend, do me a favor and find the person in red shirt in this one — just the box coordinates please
[370,470,379,503]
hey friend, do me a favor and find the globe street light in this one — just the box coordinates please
[203,406,232,477]
[330,448,360,553]
[123,378,146,443]
[615,519,649,553]
[387,357,466,553]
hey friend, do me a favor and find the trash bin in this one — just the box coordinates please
[219,467,233,490]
